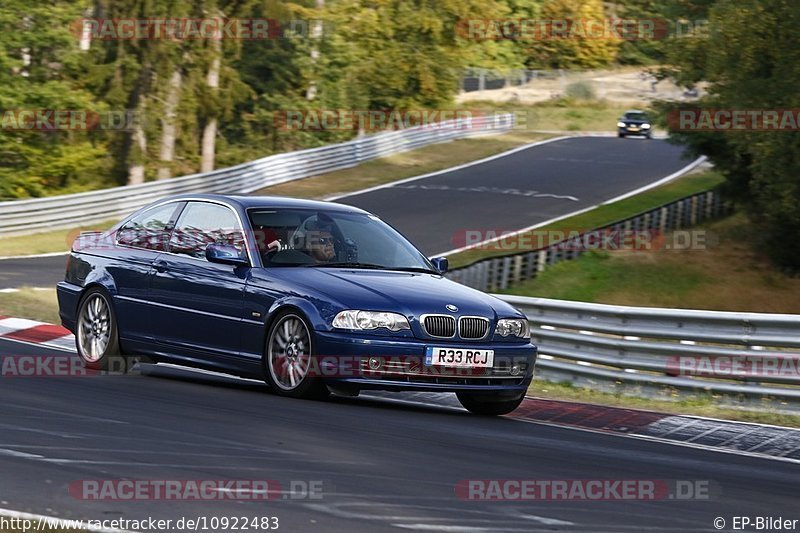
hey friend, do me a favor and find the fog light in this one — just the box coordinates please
[510,364,521,376]
[368,357,382,371]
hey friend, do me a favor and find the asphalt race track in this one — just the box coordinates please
[1,339,798,532]
[0,137,691,289]
[0,254,69,291]
[338,136,691,254]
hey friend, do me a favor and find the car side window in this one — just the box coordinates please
[116,203,180,251]
[168,202,246,260]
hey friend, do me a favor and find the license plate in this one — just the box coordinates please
[628,127,639,131]
[425,347,494,368]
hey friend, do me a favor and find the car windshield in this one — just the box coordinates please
[248,208,436,271]
[624,112,648,121]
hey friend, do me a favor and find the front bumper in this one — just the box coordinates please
[56,281,82,333]
[313,330,536,393]
[619,126,651,135]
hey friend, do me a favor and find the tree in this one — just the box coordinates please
[663,0,800,269]
[526,0,619,69]
[0,0,111,198]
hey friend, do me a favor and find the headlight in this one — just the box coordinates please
[332,310,410,331]
[641,123,651,129]
[496,318,530,339]
[617,121,626,128]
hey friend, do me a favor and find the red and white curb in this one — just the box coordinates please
[0,316,74,351]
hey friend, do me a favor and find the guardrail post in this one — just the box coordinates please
[478,261,489,292]
[500,256,512,289]
[537,250,547,273]
[512,255,523,284]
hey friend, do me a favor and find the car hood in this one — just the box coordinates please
[251,267,523,320]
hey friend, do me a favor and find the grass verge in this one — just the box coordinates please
[0,287,60,324]
[0,219,120,258]
[529,379,800,428]
[470,98,645,133]
[498,212,800,313]
[448,169,724,268]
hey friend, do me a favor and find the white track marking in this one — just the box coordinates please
[325,136,571,201]
[0,251,69,260]
[436,155,707,257]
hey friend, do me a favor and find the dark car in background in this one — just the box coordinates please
[617,110,653,138]
[57,194,537,415]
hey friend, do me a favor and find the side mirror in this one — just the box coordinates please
[206,243,249,267]
[430,257,449,274]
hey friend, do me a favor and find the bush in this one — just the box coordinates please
[564,81,596,101]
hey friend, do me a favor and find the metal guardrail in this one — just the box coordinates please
[447,188,731,292]
[497,295,800,409]
[0,114,514,236]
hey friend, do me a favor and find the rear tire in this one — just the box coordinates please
[456,391,525,416]
[263,310,329,399]
[76,288,127,373]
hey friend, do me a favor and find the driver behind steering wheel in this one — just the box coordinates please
[307,227,336,263]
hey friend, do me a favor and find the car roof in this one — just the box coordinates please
[159,193,370,214]
[623,110,646,114]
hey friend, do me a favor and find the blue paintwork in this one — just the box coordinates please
[57,194,537,391]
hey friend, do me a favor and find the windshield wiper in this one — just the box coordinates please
[304,262,386,269]
[389,267,440,274]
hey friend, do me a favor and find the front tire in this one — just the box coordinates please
[456,391,526,416]
[618,132,626,138]
[76,288,126,372]
[263,310,329,399]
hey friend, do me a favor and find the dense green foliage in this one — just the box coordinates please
[0,0,659,199]
[659,0,800,269]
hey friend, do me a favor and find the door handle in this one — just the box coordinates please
[153,262,168,273]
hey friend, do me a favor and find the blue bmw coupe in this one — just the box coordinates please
[57,195,537,415]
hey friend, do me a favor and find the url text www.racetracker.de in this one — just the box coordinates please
[0,515,280,532]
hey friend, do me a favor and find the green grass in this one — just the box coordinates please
[498,213,800,314]
[468,98,647,133]
[0,219,119,257]
[529,380,800,428]
[448,169,725,268]
[503,250,708,303]
[0,287,60,324]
